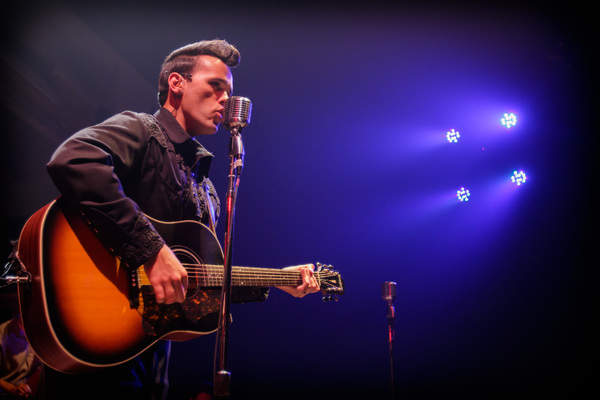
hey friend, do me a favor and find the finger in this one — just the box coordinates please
[17,386,31,396]
[297,282,309,295]
[304,275,319,293]
[303,267,313,281]
[153,284,166,304]
[182,273,189,293]
[163,281,176,304]
[173,278,186,303]
[303,268,319,290]
[175,266,188,303]
[297,269,310,291]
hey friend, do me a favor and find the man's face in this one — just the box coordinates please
[179,55,233,136]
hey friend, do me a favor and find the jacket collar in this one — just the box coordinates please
[155,107,195,144]
[155,108,214,177]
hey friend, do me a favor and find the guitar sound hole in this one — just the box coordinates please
[171,246,202,298]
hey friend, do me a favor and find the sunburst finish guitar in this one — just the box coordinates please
[16,198,344,374]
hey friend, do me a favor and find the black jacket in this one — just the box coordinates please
[47,108,220,270]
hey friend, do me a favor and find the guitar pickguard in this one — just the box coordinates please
[139,286,221,337]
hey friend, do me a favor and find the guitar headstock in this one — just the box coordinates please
[315,262,345,302]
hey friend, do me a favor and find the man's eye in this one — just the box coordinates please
[210,81,231,96]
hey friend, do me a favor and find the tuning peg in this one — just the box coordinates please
[322,294,339,302]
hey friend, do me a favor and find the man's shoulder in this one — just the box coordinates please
[93,110,173,149]
[90,111,159,138]
[101,110,156,126]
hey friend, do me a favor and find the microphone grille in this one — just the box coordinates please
[223,96,252,130]
[382,281,397,302]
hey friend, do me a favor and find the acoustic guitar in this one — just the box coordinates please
[16,199,344,373]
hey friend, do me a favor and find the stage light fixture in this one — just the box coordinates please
[446,129,460,143]
[501,112,517,128]
[511,170,527,185]
[456,187,470,202]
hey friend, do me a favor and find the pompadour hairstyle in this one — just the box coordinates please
[157,39,240,106]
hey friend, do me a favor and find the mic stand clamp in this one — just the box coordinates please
[214,126,244,400]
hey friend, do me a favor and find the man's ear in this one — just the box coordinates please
[168,72,185,97]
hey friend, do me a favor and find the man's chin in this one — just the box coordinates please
[192,125,219,136]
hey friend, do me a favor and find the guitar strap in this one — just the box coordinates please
[202,181,217,233]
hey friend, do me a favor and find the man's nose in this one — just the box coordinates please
[219,91,229,104]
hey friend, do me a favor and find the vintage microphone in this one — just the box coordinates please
[222,96,251,174]
[222,96,252,132]
[382,281,397,400]
[214,96,252,399]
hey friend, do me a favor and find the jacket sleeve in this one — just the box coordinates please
[47,111,164,269]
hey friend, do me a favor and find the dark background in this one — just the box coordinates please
[1,1,596,399]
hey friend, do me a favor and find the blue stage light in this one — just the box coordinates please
[501,113,517,128]
[456,187,470,201]
[511,170,527,185]
[446,129,460,143]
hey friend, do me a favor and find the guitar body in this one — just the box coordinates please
[16,199,344,374]
[17,199,225,373]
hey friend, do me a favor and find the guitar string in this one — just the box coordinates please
[184,266,336,285]
[186,265,320,286]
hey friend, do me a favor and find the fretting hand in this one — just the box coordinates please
[276,264,320,298]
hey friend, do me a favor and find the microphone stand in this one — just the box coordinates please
[214,126,245,399]
[386,298,395,399]
[382,281,397,400]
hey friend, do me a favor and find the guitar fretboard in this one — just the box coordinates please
[141,264,320,288]
[202,265,309,287]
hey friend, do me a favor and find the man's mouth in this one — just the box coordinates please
[214,110,224,125]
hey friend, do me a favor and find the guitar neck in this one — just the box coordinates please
[140,262,343,297]
[139,264,311,289]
